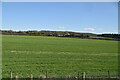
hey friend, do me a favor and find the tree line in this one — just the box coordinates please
[97,34,120,39]
[0,30,120,40]
[0,30,95,38]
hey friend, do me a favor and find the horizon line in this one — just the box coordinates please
[1,29,119,34]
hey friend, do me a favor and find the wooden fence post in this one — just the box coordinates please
[10,72,12,80]
[82,72,86,80]
[68,75,71,80]
[31,74,33,80]
[15,75,18,80]
[77,72,80,80]
[83,72,86,80]
[108,71,110,79]
[45,71,48,79]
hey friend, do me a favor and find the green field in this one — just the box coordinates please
[2,35,118,78]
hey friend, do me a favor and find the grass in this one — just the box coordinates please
[2,35,118,78]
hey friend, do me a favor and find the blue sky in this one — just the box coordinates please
[2,2,118,34]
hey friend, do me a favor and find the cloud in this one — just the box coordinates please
[58,27,65,29]
[84,28,95,31]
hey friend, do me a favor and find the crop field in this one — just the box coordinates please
[2,35,118,78]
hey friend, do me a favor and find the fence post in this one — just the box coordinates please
[77,72,80,80]
[68,75,71,80]
[15,75,18,80]
[60,76,63,80]
[108,71,110,79]
[31,74,33,80]
[45,71,48,79]
[10,72,12,80]
[82,72,86,80]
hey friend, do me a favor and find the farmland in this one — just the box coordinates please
[2,35,118,78]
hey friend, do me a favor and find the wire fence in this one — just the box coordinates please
[1,71,120,80]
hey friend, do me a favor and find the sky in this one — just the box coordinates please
[2,2,118,34]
